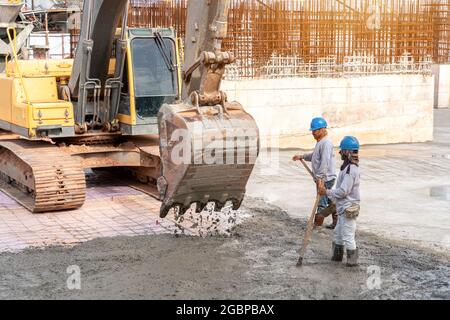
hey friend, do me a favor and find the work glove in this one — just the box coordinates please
[292,155,303,161]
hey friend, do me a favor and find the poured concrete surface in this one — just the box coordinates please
[247,108,450,254]
[0,198,448,300]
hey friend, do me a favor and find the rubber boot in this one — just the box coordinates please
[331,242,344,262]
[314,214,325,227]
[326,213,338,230]
[346,249,359,267]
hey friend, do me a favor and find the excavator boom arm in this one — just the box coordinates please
[182,0,230,99]
[68,0,129,131]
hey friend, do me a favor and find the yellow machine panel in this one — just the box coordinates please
[0,76,13,123]
[31,102,73,121]
[0,72,75,137]
[20,77,59,102]
[6,59,74,78]
[118,42,137,126]
[11,78,28,128]
[5,59,116,79]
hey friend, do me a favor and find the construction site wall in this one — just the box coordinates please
[433,65,450,109]
[222,74,434,148]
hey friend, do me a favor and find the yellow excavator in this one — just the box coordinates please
[0,0,259,217]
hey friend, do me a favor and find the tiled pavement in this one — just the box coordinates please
[0,174,179,252]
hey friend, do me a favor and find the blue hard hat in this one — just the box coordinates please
[310,117,328,131]
[340,136,360,151]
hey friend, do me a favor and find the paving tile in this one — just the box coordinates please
[0,181,178,252]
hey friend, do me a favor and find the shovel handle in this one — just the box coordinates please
[297,192,321,266]
[296,159,325,266]
[300,159,315,181]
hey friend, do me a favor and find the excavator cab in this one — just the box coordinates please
[118,28,181,135]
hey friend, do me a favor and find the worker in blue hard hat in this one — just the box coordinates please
[318,136,361,267]
[293,117,337,228]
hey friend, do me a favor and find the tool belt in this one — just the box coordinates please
[344,203,360,219]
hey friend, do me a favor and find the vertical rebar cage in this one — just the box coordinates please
[126,0,447,78]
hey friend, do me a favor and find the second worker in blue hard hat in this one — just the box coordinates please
[318,136,361,267]
[293,117,337,228]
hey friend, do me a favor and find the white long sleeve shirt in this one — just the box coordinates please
[327,164,360,215]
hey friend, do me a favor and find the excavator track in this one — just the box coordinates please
[0,140,86,213]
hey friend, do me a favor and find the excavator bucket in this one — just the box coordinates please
[158,101,259,218]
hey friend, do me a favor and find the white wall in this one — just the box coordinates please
[222,75,434,149]
[23,0,59,10]
[433,64,450,109]
[29,33,71,59]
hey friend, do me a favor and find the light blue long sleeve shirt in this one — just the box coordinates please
[327,164,360,215]
[302,136,337,182]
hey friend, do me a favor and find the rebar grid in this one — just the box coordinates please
[124,1,447,78]
[429,0,450,63]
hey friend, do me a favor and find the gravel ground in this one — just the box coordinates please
[0,197,448,300]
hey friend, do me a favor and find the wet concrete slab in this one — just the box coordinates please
[247,109,450,254]
[430,185,450,201]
